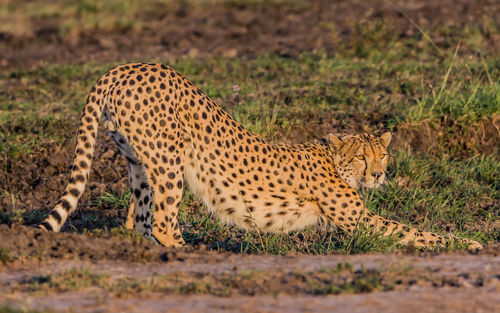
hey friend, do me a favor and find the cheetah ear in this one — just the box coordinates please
[325,133,344,149]
[380,132,392,147]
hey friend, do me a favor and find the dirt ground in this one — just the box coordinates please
[1,0,499,312]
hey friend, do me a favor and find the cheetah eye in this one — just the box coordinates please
[381,154,387,159]
[355,155,365,160]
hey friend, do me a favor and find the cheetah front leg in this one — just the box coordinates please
[366,214,483,249]
[317,188,482,249]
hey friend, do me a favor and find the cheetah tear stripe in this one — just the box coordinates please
[38,63,482,250]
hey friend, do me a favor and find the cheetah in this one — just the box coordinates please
[38,63,482,250]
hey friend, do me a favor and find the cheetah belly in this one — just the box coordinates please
[183,147,252,228]
[183,146,321,233]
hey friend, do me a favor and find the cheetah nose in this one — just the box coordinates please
[371,172,383,179]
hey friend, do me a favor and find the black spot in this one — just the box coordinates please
[75,175,85,182]
[40,221,53,231]
[61,199,71,210]
[51,210,62,223]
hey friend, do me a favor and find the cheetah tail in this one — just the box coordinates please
[39,88,104,232]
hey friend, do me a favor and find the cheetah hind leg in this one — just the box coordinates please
[106,121,153,237]
[108,120,185,247]
[125,162,153,237]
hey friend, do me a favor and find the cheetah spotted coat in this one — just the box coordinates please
[39,63,482,250]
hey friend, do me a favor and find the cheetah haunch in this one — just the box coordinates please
[39,63,482,250]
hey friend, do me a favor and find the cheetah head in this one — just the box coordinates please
[325,132,392,190]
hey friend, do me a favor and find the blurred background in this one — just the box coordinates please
[1,0,498,68]
[0,0,498,252]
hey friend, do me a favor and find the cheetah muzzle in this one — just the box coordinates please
[37,63,482,251]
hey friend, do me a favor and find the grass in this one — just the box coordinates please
[1,50,497,155]
[367,153,499,243]
[26,268,106,293]
[0,247,13,265]
[91,190,131,210]
[0,1,498,254]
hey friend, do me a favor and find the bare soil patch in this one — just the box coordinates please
[0,132,130,230]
